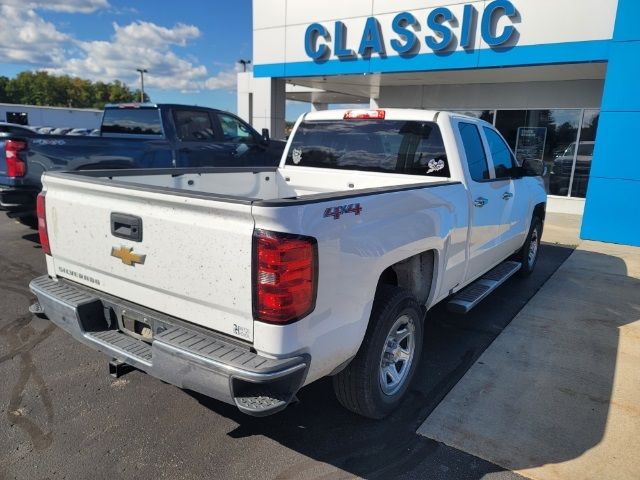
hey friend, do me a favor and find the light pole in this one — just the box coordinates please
[136,68,148,103]
[238,59,251,72]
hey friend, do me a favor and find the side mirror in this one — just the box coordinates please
[261,128,270,144]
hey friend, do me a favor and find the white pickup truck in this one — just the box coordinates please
[30,109,546,418]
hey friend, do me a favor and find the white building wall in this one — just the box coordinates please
[237,73,286,140]
[236,72,253,125]
[379,79,605,110]
[253,0,618,68]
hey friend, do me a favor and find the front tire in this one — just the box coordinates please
[333,285,423,419]
[517,216,542,277]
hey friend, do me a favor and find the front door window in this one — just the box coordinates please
[217,113,256,144]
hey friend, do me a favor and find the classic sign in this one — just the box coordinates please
[304,0,518,60]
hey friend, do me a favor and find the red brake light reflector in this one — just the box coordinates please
[36,193,51,255]
[253,230,317,324]
[343,109,386,120]
[5,140,26,177]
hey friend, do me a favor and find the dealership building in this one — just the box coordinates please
[237,0,639,246]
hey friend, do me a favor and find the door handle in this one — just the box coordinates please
[111,213,143,242]
[474,197,488,208]
[502,192,514,200]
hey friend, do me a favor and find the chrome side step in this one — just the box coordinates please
[447,261,521,314]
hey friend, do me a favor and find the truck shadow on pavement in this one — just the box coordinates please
[189,243,577,479]
[417,245,640,476]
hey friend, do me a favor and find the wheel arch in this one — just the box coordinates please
[533,202,546,221]
[532,202,546,234]
[376,249,438,307]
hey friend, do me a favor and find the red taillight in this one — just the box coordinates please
[253,230,317,324]
[5,140,26,177]
[343,109,386,120]
[36,193,51,255]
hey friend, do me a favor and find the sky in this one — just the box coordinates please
[0,0,310,120]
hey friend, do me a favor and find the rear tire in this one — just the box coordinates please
[517,216,542,277]
[332,285,423,419]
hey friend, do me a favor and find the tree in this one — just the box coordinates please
[132,89,150,103]
[0,70,141,109]
[0,76,10,103]
[92,81,110,108]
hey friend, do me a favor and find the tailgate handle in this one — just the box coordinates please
[111,213,143,242]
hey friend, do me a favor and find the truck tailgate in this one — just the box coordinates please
[42,174,255,342]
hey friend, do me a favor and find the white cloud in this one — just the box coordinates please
[0,1,107,65]
[0,3,236,92]
[113,21,200,48]
[1,0,110,14]
[51,21,236,91]
[204,70,238,90]
[0,6,69,65]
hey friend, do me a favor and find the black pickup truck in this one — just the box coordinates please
[0,103,285,217]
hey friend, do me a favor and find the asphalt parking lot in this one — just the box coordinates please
[0,214,573,480]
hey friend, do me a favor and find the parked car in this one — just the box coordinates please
[0,122,37,136]
[50,127,73,135]
[549,141,594,196]
[67,128,93,136]
[0,103,286,217]
[30,109,546,418]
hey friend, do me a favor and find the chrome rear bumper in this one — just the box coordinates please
[30,275,309,416]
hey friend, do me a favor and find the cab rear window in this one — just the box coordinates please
[286,120,449,177]
[102,108,162,136]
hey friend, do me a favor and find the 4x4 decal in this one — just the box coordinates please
[323,203,362,220]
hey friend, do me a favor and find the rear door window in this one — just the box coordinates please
[174,110,216,141]
[458,122,490,182]
[286,120,449,177]
[101,108,162,136]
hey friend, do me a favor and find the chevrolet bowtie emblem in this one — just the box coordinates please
[111,246,146,266]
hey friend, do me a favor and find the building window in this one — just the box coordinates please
[494,109,583,197]
[6,112,28,125]
[569,109,599,198]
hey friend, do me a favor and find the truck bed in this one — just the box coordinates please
[48,166,454,204]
